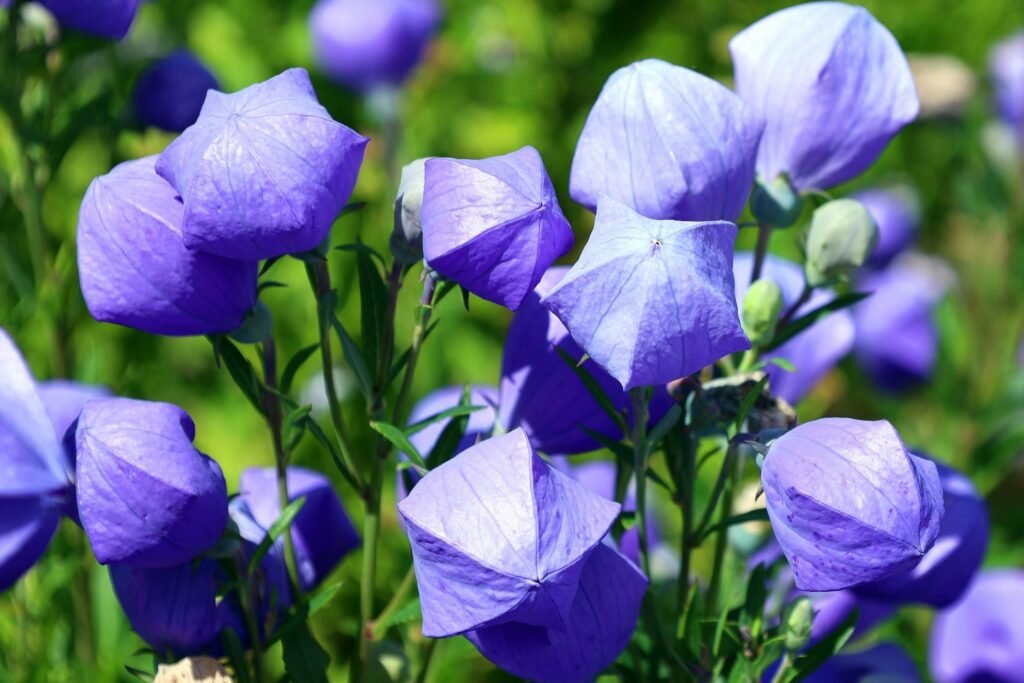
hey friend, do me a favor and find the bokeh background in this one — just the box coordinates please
[1,0,1023,680]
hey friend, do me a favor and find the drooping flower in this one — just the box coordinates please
[421,146,574,310]
[852,186,920,269]
[156,68,370,261]
[75,398,228,568]
[133,51,220,133]
[930,570,1024,683]
[110,559,221,656]
[77,156,258,337]
[730,2,919,191]
[761,418,943,591]
[309,0,441,92]
[806,643,921,683]
[544,197,748,390]
[570,59,763,222]
[466,544,646,683]
[733,252,855,404]
[989,32,1024,139]
[855,458,987,608]
[397,429,620,637]
[39,0,140,40]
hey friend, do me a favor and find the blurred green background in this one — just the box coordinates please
[1,0,1023,680]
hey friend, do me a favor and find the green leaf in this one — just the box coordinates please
[308,581,343,617]
[791,608,858,682]
[427,386,476,469]
[123,666,153,683]
[370,421,426,469]
[678,582,703,661]
[741,563,769,637]
[699,509,769,542]
[334,242,385,266]
[248,496,307,573]
[405,404,485,436]
[555,347,627,432]
[259,256,281,276]
[282,621,330,683]
[329,313,374,400]
[209,336,263,413]
[765,292,869,351]
[354,246,389,381]
[257,280,287,294]
[281,343,320,396]
[220,627,252,683]
[284,404,313,452]
[647,404,682,449]
[375,598,422,633]
[763,356,796,373]
[302,416,359,491]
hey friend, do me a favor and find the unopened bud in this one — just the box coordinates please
[804,199,878,287]
[750,175,803,228]
[782,596,814,651]
[741,279,784,346]
[390,158,429,264]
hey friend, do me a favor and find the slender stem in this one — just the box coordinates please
[375,262,404,405]
[770,652,794,683]
[629,388,652,577]
[414,638,438,683]
[370,565,416,640]
[750,222,773,284]
[777,283,812,330]
[706,443,741,612]
[236,550,267,683]
[676,431,695,622]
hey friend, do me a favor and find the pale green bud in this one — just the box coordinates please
[750,175,803,228]
[390,158,429,264]
[782,596,814,652]
[804,199,878,287]
[741,279,784,346]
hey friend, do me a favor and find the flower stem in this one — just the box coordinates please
[750,221,773,284]
[370,565,416,640]
[629,388,652,577]
[770,652,794,683]
[706,442,741,612]
[777,282,812,330]
[676,431,695,627]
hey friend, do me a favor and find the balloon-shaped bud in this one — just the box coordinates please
[804,199,878,287]
[750,175,803,228]
[39,0,140,40]
[782,596,813,651]
[133,51,219,133]
[391,158,428,264]
[742,279,784,347]
[852,186,920,268]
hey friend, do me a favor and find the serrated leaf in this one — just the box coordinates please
[281,344,320,395]
[375,598,422,633]
[556,347,626,432]
[282,621,330,683]
[248,496,307,573]
[405,404,485,436]
[371,421,426,468]
[765,292,868,351]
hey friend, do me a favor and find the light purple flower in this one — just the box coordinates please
[545,197,748,390]
[397,429,620,637]
[133,51,220,133]
[733,252,855,404]
[570,59,763,222]
[466,544,646,683]
[157,68,370,261]
[762,418,943,591]
[852,186,920,268]
[310,0,441,92]
[421,146,573,310]
[807,643,921,683]
[989,32,1024,137]
[77,156,258,337]
[930,570,1024,683]
[730,2,919,191]
[39,0,140,40]
[75,398,228,568]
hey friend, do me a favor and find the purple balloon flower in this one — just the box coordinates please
[989,32,1024,138]
[398,429,620,637]
[730,2,919,191]
[762,418,943,591]
[75,398,228,568]
[807,643,921,683]
[133,51,220,133]
[852,187,920,268]
[930,570,1024,683]
[421,146,574,311]
[466,544,646,683]
[39,0,140,40]
[545,197,749,390]
[77,156,258,337]
[110,559,220,656]
[570,59,763,222]
[310,0,441,92]
[156,68,370,261]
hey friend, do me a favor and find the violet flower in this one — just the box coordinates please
[730,2,919,191]
[75,398,228,568]
[397,429,620,637]
[133,51,220,133]
[39,0,139,40]
[733,252,855,404]
[421,146,574,310]
[310,0,441,92]
[466,544,647,683]
[156,68,370,260]
[930,570,1024,683]
[567,460,657,565]
[761,418,943,591]
[570,59,763,222]
[77,156,258,337]
[989,32,1024,139]
[544,197,748,390]
[852,186,920,269]
[806,643,921,683]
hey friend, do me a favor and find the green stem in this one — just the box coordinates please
[676,431,695,627]
[629,388,652,577]
[370,565,416,640]
[414,638,438,683]
[706,443,741,612]
[237,550,267,683]
[777,283,812,330]
[770,652,794,683]
[750,221,773,284]
[736,349,759,375]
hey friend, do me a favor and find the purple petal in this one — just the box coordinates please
[421,146,574,310]
[156,68,370,260]
[75,398,228,568]
[806,642,921,683]
[39,0,139,40]
[77,156,259,336]
[762,418,944,591]
[989,32,1024,135]
[133,50,220,133]
[0,496,61,592]
[466,544,647,683]
[544,197,749,390]
[730,3,918,190]
[398,429,619,637]
[571,59,763,222]
[852,187,920,268]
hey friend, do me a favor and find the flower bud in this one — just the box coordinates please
[39,0,140,40]
[741,279,784,347]
[781,597,813,651]
[133,51,219,133]
[804,199,878,287]
[852,186,920,268]
[750,175,803,228]
[390,158,428,264]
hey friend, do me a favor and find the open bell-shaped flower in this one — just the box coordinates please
[75,398,228,568]
[77,156,258,337]
[543,197,749,390]
[133,51,220,133]
[761,418,943,591]
[730,2,919,191]
[570,59,763,222]
[421,146,574,310]
[397,429,620,637]
[39,0,140,40]
[156,68,370,260]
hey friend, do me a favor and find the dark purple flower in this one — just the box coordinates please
[310,0,441,92]
[133,51,220,133]
[989,32,1024,138]
[421,146,573,311]
[806,643,921,683]
[852,186,920,268]
[730,2,918,191]
[545,197,748,390]
[77,156,258,337]
[762,418,943,591]
[733,252,855,404]
[398,429,620,637]
[156,68,370,260]
[466,544,646,683]
[39,0,140,40]
[75,398,228,568]
[570,59,763,222]
[110,559,220,656]
[930,570,1024,683]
